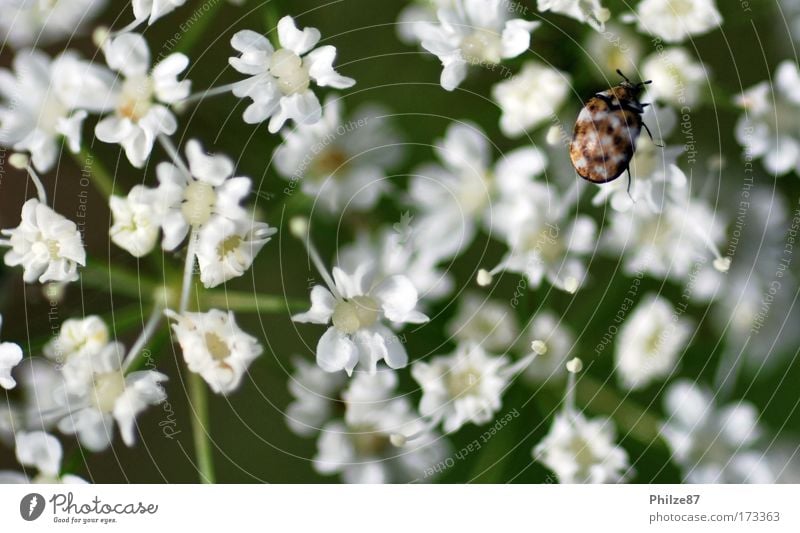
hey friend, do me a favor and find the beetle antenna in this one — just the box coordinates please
[616,69,631,84]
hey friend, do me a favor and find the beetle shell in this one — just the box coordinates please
[569,86,644,184]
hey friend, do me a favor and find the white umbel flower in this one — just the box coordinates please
[195,216,276,288]
[95,33,191,167]
[411,343,515,432]
[56,342,167,450]
[660,380,775,483]
[314,371,447,483]
[2,199,86,284]
[0,49,112,172]
[132,0,187,25]
[521,311,575,383]
[293,263,429,375]
[0,431,87,484]
[537,0,611,31]
[154,139,253,251]
[228,16,355,132]
[0,315,24,390]
[43,315,109,393]
[109,185,163,258]
[615,294,692,390]
[273,98,404,213]
[0,0,106,48]
[167,309,263,394]
[446,293,518,353]
[534,411,630,483]
[418,0,540,91]
[735,61,800,176]
[492,61,570,138]
[630,0,722,43]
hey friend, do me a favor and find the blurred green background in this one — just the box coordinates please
[1,0,799,482]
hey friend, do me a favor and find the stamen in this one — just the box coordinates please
[564,357,583,419]
[390,412,444,447]
[10,153,47,204]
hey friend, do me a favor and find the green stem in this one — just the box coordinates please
[188,371,215,483]
[81,260,162,300]
[201,290,305,313]
[175,0,227,56]
[73,148,114,198]
[263,0,282,48]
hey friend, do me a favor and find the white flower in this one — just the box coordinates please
[642,47,706,107]
[630,0,722,43]
[286,356,347,436]
[109,186,163,258]
[337,227,454,304]
[95,33,191,167]
[132,0,187,24]
[411,343,514,432]
[534,411,630,483]
[488,183,597,293]
[56,342,167,450]
[0,49,112,172]
[153,139,253,251]
[492,61,570,138]
[314,371,447,483]
[195,216,276,288]
[521,311,575,383]
[167,309,262,394]
[43,315,109,392]
[446,293,518,352]
[273,98,404,213]
[409,122,548,261]
[735,61,800,176]
[660,380,774,483]
[0,431,86,484]
[418,0,539,91]
[2,199,86,284]
[615,294,691,390]
[0,359,64,447]
[293,262,429,375]
[0,0,106,48]
[228,16,355,132]
[0,315,23,390]
[537,0,611,31]
[396,0,454,44]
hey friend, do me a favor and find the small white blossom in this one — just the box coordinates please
[411,343,514,432]
[630,0,722,43]
[537,0,611,31]
[489,184,597,293]
[2,199,86,284]
[0,431,86,484]
[228,16,355,132]
[0,49,112,172]
[0,315,23,390]
[0,0,106,48]
[56,342,167,450]
[95,33,191,167]
[735,61,800,176]
[534,411,630,483]
[642,48,707,107]
[418,0,539,91]
[168,309,262,394]
[286,356,347,436]
[660,380,775,483]
[43,315,109,393]
[293,263,428,375]
[195,216,276,288]
[132,0,187,24]
[492,61,570,138]
[446,293,518,352]
[396,0,454,44]
[314,371,446,483]
[153,139,253,251]
[273,99,404,213]
[615,294,692,390]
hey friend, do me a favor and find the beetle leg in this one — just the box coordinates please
[642,122,664,148]
[626,167,636,203]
